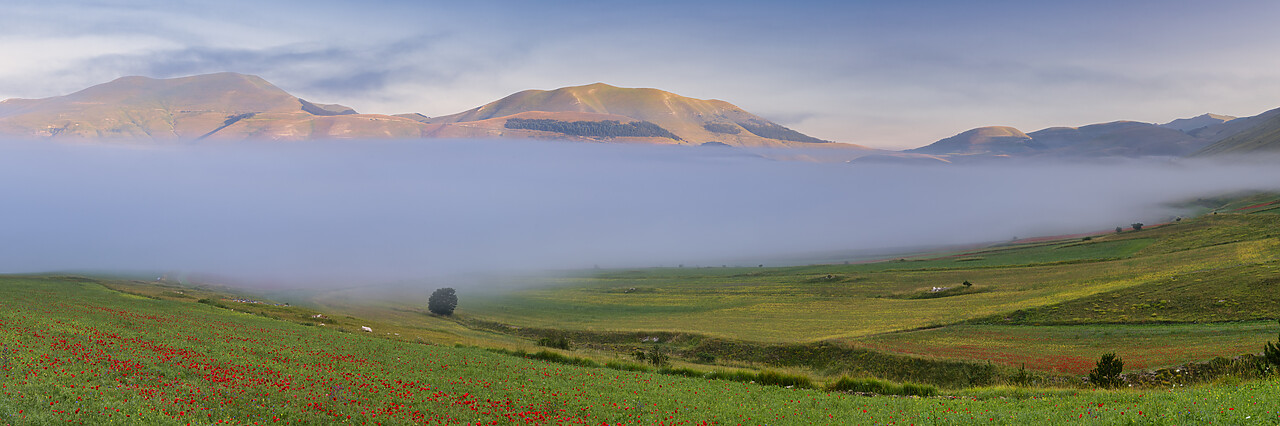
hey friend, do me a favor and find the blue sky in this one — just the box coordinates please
[3,0,1280,149]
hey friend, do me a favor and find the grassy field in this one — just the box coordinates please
[4,275,1280,425]
[436,204,1280,378]
[455,216,1274,342]
[853,322,1277,374]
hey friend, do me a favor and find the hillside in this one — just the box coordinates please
[1194,107,1280,156]
[1026,121,1207,157]
[907,126,1033,156]
[0,72,438,140]
[441,194,1280,381]
[911,120,1221,159]
[428,82,865,149]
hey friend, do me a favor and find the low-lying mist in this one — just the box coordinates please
[1,139,1277,290]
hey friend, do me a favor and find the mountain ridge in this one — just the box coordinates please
[5,72,1275,160]
[0,72,942,163]
[911,113,1276,160]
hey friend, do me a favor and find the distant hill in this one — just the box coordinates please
[910,120,1231,160]
[907,126,1033,156]
[1159,113,1235,133]
[1026,121,1208,157]
[0,73,944,163]
[1193,107,1280,156]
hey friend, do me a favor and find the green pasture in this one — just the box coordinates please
[463,219,1280,342]
[446,211,1280,377]
[3,275,1280,425]
[853,322,1276,374]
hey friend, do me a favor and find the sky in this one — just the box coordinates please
[3,1,1280,149]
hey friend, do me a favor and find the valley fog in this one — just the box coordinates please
[1,139,1277,289]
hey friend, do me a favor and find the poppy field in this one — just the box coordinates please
[5,275,1280,425]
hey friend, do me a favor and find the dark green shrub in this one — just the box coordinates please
[702,123,741,135]
[900,383,937,397]
[427,288,457,316]
[529,350,599,368]
[633,347,669,367]
[1013,363,1031,386]
[604,361,650,372]
[658,367,706,378]
[1089,353,1124,388]
[736,120,826,143]
[505,118,681,140]
[705,370,757,383]
[1265,319,1280,371]
[537,336,571,350]
[646,349,669,367]
[755,370,813,388]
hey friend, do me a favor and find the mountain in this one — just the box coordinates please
[0,73,944,163]
[1159,113,1235,133]
[907,126,1033,156]
[910,120,1223,159]
[0,73,431,140]
[425,82,837,148]
[1193,107,1280,156]
[1026,121,1208,157]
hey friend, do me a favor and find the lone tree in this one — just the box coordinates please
[1115,226,1123,234]
[1089,353,1124,388]
[428,287,458,316]
[1265,319,1280,370]
[1131,223,1144,231]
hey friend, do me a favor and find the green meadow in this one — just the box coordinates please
[4,275,1280,425]
[4,195,1280,424]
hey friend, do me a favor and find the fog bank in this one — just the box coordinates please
[1,139,1276,288]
